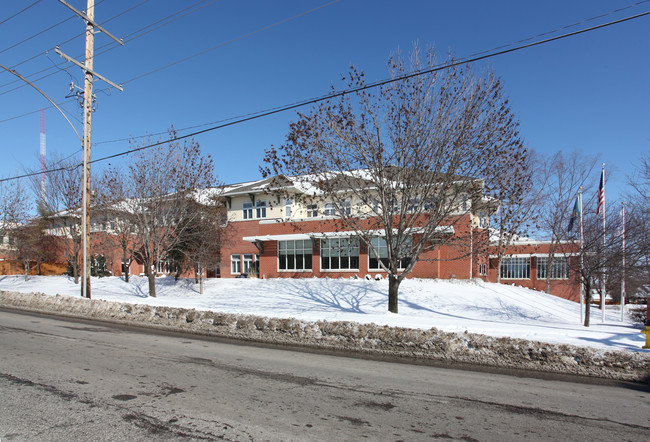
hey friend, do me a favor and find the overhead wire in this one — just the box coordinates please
[93,0,650,145]
[0,0,152,91]
[119,0,342,86]
[3,8,649,184]
[0,0,43,26]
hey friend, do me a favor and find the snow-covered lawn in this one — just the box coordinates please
[0,275,646,352]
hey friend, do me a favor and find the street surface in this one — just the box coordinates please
[1,308,648,441]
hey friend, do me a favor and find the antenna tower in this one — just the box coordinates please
[40,109,46,200]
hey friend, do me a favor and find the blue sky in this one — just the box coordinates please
[1,0,648,206]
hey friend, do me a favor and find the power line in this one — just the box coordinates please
[92,0,650,145]
[4,8,648,185]
[0,15,75,56]
[0,0,215,93]
[0,0,148,89]
[0,0,43,26]
[119,0,342,86]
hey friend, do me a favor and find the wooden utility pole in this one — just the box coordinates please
[56,0,123,299]
[82,0,94,299]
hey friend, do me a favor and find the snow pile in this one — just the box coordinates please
[0,275,648,381]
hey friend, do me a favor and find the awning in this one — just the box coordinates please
[243,226,454,243]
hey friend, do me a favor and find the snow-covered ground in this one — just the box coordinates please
[0,275,646,352]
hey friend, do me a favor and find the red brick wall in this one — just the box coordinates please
[488,242,580,302]
[221,214,483,280]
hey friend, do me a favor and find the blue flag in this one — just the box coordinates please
[568,196,579,232]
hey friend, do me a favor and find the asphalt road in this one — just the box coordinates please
[1,308,649,441]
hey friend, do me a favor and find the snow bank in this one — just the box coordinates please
[2,290,648,382]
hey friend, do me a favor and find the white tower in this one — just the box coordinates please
[40,109,46,200]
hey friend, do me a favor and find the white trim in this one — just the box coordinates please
[243,226,454,243]
[489,253,578,259]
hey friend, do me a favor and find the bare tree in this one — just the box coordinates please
[96,168,137,282]
[488,149,547,283]
[172,192,227,293]
[13,218,60,281]
[0,177,30,243]
[617,153,650,305]
[30,155,83,284]
[262,46,526,313]
[108,128,216,297]
[568,205,645,326]
[538,150,599,294]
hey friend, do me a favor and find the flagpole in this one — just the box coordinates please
[579,187,584,325]
[600,164,606,323]
[621,202,626,322]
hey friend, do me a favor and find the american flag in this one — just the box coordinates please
[596,168,605,215]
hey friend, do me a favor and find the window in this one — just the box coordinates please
[339,200,351,216]
[306,203,318,218]
[231,254,241,274]
[537,256,569,279]
[242,202,253,220]
[500,257,530,279]
[369,236,411,270]
[155,259,172,274]
[461,194,468,212]
[423,198,437,212]
[121,259,130,274]
[479,211,489,228]
[479,263,488,276]
[323,202,336,216]
[242,254,254,274]
[256,200,267,218]
[285,199,292,218]
[278,240,312,271]
[321,238,359,270]
[408,199,420,213]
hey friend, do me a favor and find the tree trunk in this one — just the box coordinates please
[496,256,502,283]
[37,262,41,275]
[145,264,157,298]
[123,253,130,283]
[24,260,29,282]
[388,274,400,313]
[584,280,591,327]
[73,260,79,284]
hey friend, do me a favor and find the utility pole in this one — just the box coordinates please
[56,0,123,299]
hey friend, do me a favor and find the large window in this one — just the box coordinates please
[231,254,241,274]
[500,257,530,279]
[323,202,336,216]
[256,200,267,218]
[339,200,351,216]
[285,199,292,218]
[155,259,173,274]
[243,254,254,274]
[479,211,489,228]
[537,256,569,279]
[369,236,411,270]
[242,202,253,220]
[321,238,359,270]
[306,203,318,218]
[279,239,312,271]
